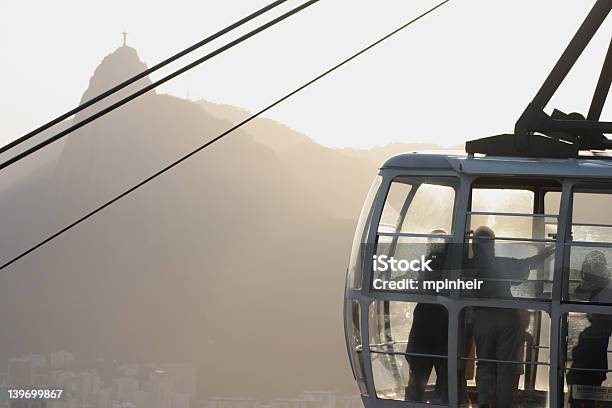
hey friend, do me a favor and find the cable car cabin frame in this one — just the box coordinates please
[344,1,612,407]
[345,154,612,407]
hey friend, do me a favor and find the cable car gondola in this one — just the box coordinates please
[344,1,612,407]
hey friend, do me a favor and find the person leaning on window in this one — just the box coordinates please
[404,229,449,404]
[466,226,555,408]
[567,250,612,408]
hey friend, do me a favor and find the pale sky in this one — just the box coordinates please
[0,0,610,149]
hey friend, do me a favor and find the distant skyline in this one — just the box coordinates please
[1,0,610,149]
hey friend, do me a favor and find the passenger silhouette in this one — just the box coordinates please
[567,250,612,408]
[467,226,554,408]
[405,230,448,403]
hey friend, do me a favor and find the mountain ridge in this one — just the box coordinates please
[0,45,449,400]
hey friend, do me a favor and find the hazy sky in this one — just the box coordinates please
[1,0,610,148]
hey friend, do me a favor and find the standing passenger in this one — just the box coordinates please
[405,230,449,403]
[467,227,554,408]
[567,250,612,408]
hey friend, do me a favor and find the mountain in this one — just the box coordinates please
[197,99,313,152]
[340,143,459,167]
[0,46,447,400]
[195,100,446,220]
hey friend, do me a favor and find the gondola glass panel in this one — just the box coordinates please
[566,186,612,304]
[347,299,368,396]
[348,176,382,290]
[373,178,457,293]
[378,178,456,235]
[571,188,612,243]
[463,182,561,300]
[459,307,551,408]
[563,312,612,407]
[369,300,448,404]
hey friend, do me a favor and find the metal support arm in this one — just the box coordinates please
[515,0,611,151]
[588,37,612,121]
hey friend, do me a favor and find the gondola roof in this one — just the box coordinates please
[382,151,612,178]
